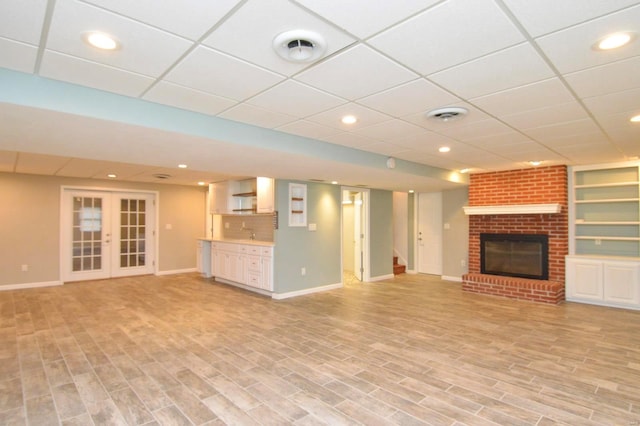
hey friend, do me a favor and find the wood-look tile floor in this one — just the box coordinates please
[1,273,640,425]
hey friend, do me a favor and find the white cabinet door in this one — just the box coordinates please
[209,182,230,214]
[256,177,275,213]
[210,246,219,277]
[604,262,640,305]
[261,256,273,291]
[566,258,603,301]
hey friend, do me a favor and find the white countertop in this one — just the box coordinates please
[198,238,274,247]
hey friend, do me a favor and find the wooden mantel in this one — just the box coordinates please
[463,203,562,215]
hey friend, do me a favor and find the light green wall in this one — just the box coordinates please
[369,189,394,278]
[442,187,469,278]
[408,192,415,270]
[0,172,206,287]
[273,180,342,294]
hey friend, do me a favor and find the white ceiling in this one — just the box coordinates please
[0,0,639,191]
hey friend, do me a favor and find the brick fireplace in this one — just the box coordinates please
[462,166,568,304]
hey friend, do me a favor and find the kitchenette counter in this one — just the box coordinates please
[198,237,274,247]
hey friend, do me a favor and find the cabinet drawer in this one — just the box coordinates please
[247,272,262,288]
[247,246,261,256]
[247,255,261,272]
[260,247,273,257]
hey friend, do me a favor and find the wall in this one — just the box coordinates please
[0,172,206,287]
[342,203,355,273]
[370,189,394,279]
[273,180,342,294]
[392,192,408,267]
[467,166,568,283]
[442,187,469,279]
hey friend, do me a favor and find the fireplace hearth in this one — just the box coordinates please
[480,233,549,280]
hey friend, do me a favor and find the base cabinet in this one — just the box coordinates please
[210,241,273,293]
[566,256,640,309]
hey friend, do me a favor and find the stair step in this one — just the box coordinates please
[393,256,405,275]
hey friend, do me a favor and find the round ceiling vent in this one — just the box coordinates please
[273,30,327,63]
[153,173,171,180]
[426,107,468,122]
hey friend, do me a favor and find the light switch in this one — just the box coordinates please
[308,223,317,231]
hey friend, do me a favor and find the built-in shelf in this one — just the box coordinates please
[463,203,562,215]
[232,191,257,197]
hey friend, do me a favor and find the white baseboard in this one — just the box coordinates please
[442,275,463,282]
[272,283,343,300]
[156,268,197,276]
[213,278,272,297]
[406,269,417,274]
[0,280,63,291]
[369,273,395,282]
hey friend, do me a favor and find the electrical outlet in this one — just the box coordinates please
[461,259,466,267]
[595,239,602,245]
[301,267,306,276]
[21,264,28,272]
[225,222,229,229]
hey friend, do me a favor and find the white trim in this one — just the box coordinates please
[156,268,197,276]
[0,281,63,291]
[369,273,394,282]
[272,283,342,299]
[442,275,462,282]
[406,269,418,274]
[213,278,272,297]
[463,203,561,215]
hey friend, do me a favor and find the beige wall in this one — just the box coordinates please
[0,172,206,287]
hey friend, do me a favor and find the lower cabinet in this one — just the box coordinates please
[210,241,273,292]
[566,255,640,309]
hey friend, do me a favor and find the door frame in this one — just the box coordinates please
[341,187,370,283]
[60,185,159,282]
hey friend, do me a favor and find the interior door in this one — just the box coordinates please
[62,189,155,282]
[417,192,443,275]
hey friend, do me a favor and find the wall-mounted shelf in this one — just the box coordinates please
[289,183,307,227]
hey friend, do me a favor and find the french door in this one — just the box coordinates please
[61,189,156,282]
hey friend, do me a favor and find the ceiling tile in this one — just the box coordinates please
[392,131,457,152]
[0,38,38,73]
[144,81,237,116]
[83,0,242,40]
[295,45,417,100]
[354,119,426,141]
[437,119,514,141]
[203,0,355,76]
[165,46,284,101]
[292,0,440,39]
[318,132,379,149]
[40,51,155,96]
[275,120,341,140]
[369,0,525,75]
[16,152,70,175]
[357,79,460,118]
[565,55,640,99]
[218,103,297,129]
[536,5,640,73]
[306,103,392,131]
[0,150,17,172]
[46,0,194,77]
[470,78,576,117]
[0,0,47,44]
[502,0,640,37]
[462,131,534,149]
[246,80,346,117]
[500,101,590,130]
[429,43,554,99]
[583,87,640,116]
[524,118,605,143]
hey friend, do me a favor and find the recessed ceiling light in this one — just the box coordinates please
[341,115,357,125]
[529,161,542,166]
[408,190,415,193]
[460,168,470,174]
[83,31,120,50]
[594,32,634,50]
[438,146,450,153]
[198,181,206,186]
[331,181,338,185]
[178,164,188,169]
[631,114,640,123]
[107,173,117,178]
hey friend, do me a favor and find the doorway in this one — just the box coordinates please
[341,188,369,283]
[61,188,157,282]
[417,191,443,275]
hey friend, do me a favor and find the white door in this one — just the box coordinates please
[62,189,156,282]
[417,192,443,275]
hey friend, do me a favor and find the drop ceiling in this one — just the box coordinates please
[0,0,639,192]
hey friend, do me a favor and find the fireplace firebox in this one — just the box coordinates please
[480,233,549,280]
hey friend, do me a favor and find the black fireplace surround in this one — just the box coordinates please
[480,233,549,280]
